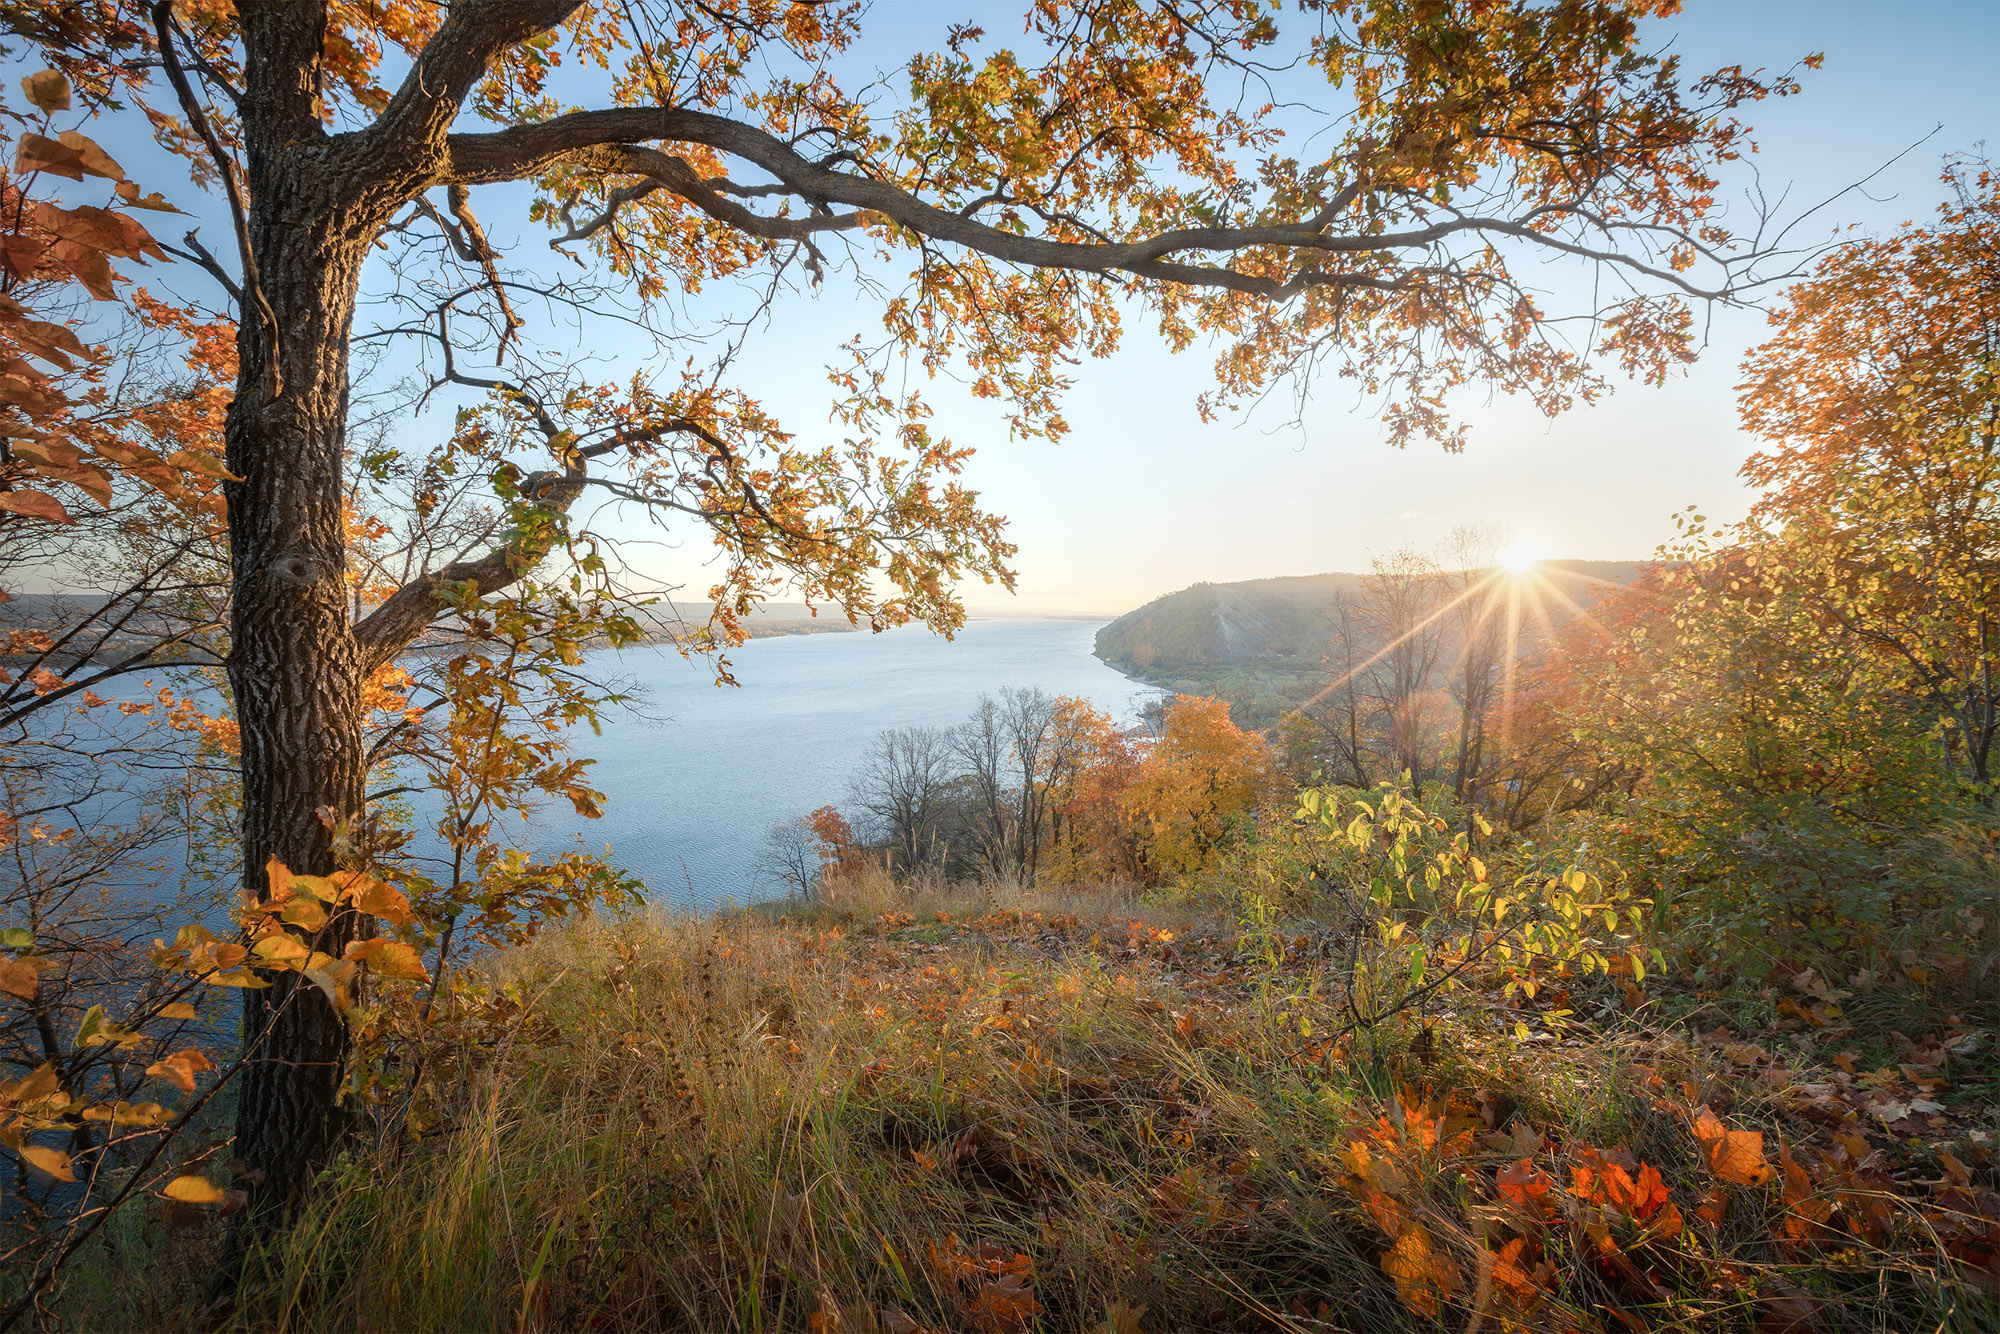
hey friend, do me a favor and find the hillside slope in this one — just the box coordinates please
[1095,560,1647,724]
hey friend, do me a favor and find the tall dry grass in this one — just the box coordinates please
[141,874,1993,1333]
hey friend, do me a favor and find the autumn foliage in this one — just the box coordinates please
[1479,164,2000,961]
[111,875,1986,1333]
[1118,695,1277,879]
[0,0,1994,1327]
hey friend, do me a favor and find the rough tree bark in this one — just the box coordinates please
[208,0,587,1217]
[224,1,380,1209]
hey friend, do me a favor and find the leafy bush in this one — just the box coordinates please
[1211,780,1657,1053]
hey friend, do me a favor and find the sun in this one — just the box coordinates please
[1498,540,1545,573]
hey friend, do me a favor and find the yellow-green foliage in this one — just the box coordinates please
[1294,783,1658,989]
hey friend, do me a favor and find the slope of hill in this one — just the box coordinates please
[1095,560,1647,725]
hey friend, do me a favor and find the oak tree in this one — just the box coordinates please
[1,0,1819,1214]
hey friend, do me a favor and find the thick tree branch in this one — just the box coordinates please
[443,106,1725,301]
[560,144,874,246]
[360,0,588,182]
[350,469,583,674]
[349,392,833,671]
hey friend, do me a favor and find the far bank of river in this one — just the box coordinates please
[491,616,1160,910]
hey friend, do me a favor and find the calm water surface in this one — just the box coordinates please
[504,617,1157,909]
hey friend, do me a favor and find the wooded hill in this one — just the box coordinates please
[1095,561,1648,726]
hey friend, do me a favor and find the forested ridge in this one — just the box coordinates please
[0,1,1994,1331]
[1093,560,1647,727]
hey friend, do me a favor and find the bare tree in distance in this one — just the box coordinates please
[751,814,821,902]
[949,696,1013,876]
[1439,524,1512,804]
[1354,549,1450,787]
[849,726,954,874]
[1299,593,1380,788]
[1000,687,1063,882]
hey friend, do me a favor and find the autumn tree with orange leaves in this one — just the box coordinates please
[0,0,1830,1231]
[1736,161,1999,790]
[1488,165,1999,959]
[1121,693,1276,877]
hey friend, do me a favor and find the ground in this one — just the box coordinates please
[89,878,2000,1332]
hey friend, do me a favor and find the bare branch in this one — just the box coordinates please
[150,1,283,396]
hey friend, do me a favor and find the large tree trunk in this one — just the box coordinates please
[224,1,389,1212]
[225,224,374,1211]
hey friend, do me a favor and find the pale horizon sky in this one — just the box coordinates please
[50,1,2000,620]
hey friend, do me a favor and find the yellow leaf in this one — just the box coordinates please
[343,937,428,983]
[252,934,312,968]
[206,968,272,988]
[347,876,414,927]
[163,1174,225,1203]
[162,449,242,482]
[286,873,342,903]
[2,1062,61,1106]
[11,435,83,467]
[303,961,355,1010]
[279,897,328,931]
[158,1002,199,1020]
[83,1100,170,1126]
[20,70,69,112]
[21,1144,75,1181]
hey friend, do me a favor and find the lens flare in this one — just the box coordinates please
[1498,540,1545,573]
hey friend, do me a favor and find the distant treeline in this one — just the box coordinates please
[755,687,1276,899]
[1095,557,1646,727]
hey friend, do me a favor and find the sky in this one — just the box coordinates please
[50,0,2000,617]
[599,0,2000,616]
[903,0,2000,614]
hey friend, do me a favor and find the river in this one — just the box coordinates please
[489,616,1158,909]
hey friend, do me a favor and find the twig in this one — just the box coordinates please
[150,0,283,399]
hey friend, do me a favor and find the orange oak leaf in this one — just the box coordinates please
[1692,1108,1774,1187]
[146,1047,216,1094]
